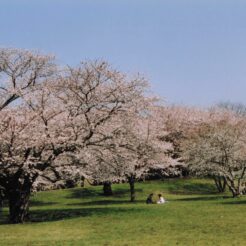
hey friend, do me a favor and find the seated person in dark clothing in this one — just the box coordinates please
[146,193,154,204]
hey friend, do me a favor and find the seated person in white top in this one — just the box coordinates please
[157,194,165,204]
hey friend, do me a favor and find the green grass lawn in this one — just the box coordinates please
[1,178,246,245]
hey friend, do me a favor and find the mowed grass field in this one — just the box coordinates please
[1,179,246,246]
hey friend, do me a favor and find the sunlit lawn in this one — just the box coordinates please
[1,178,246,245]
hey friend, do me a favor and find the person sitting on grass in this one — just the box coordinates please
[146,193,154,204]
[157,194,165,204]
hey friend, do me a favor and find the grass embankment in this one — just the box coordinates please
[1,179,246,245]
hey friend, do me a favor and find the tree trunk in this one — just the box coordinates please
[231,189,240,198]
[103,182,113,196]
[0,191,3,214]
[80,177,85,187]
[225,178,240,198]
[213,176,226,193]
[8,188,31,224]
[128,176,135,202]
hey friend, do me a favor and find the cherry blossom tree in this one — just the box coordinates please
[84,106,176,202]
[56,62,160,200]
[182,110,246,197]
[0,48,56,222]
[158,106,229,192]
[0,49,157,223]
[118,108,176,202]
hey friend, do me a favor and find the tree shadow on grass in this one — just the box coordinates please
[167,181,218,195]
[29,206,143,223]
[66,188,102,199]
[112,188,143,198]
[222,199,246,205]
[67,187,143,199]
[66,199,145,206]
[0,199,146,224]
[30,200,59,207]
[173,195,231,202]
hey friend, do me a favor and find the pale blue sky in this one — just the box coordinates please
[1,0,246,106]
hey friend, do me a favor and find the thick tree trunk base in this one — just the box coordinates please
[8,190,30,224]
[103,182,113,196]
[129,177,135,202]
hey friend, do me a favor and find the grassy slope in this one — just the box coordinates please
[0,179,246,246]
